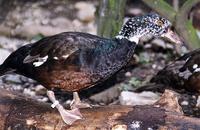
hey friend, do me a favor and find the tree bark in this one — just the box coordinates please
[176,0,200,49]
[97,0,127,38]
[1,89,200,130]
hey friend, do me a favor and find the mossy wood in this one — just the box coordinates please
[97,0,127,38]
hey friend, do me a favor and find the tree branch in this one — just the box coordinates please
[1,89,200,130]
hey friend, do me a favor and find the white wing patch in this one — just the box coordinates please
[52,55,69,60]
[116,35,140,43]
[194,68,200,72]
[33,55,48,67]
[53,57,59,60]
[193,64,198,69]
[62,54,69,59]
[192,64,200,72]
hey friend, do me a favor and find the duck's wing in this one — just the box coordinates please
[151,48,200,88]
[177,48,200,73]
[23,32,103,66]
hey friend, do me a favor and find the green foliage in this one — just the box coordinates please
[129,77,142,87]
[119,83,131,91]
[119,77,142,91]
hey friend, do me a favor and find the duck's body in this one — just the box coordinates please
[1,32,136,92]
[0,13,181,125]
[151,48,200,93]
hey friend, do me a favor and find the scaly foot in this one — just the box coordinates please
[70,92,91,109]
[47,90,82,125]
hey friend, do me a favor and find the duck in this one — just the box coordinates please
[151,48,200,93]
[0,13,181,125]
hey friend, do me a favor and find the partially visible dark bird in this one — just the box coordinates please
[151,48,200,93]
[0,13,181,125]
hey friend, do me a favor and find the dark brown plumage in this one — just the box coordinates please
[0,32,137,124]
[1,32,136,91]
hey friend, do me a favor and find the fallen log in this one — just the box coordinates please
[0,89,200,130]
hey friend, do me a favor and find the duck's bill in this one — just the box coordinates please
[161,28,182,44]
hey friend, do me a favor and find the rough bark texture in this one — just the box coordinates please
[176,0,200,49]
[1,89,200,130]
[97,0,127,38]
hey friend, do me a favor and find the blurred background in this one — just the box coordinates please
[0,0,199,118]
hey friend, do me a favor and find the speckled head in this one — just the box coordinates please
[116,13,181,44]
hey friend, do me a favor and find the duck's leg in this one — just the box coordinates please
[70,92,91,109]
[47,90,82,125]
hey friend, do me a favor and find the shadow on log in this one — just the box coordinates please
[0,89,200,130]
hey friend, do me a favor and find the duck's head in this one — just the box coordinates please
[116,13,181,44]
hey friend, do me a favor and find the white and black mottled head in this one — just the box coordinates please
[116,13,181,44]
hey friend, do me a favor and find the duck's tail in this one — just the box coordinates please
[0,64,15,76]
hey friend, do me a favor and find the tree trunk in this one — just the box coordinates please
[97,0,127,38]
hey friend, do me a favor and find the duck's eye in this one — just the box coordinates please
[156,20,164,26]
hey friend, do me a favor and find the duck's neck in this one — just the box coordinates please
[115,18,149,44]
[115,25,147,43]
[115,35,140,43]
[91,38,136,78]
